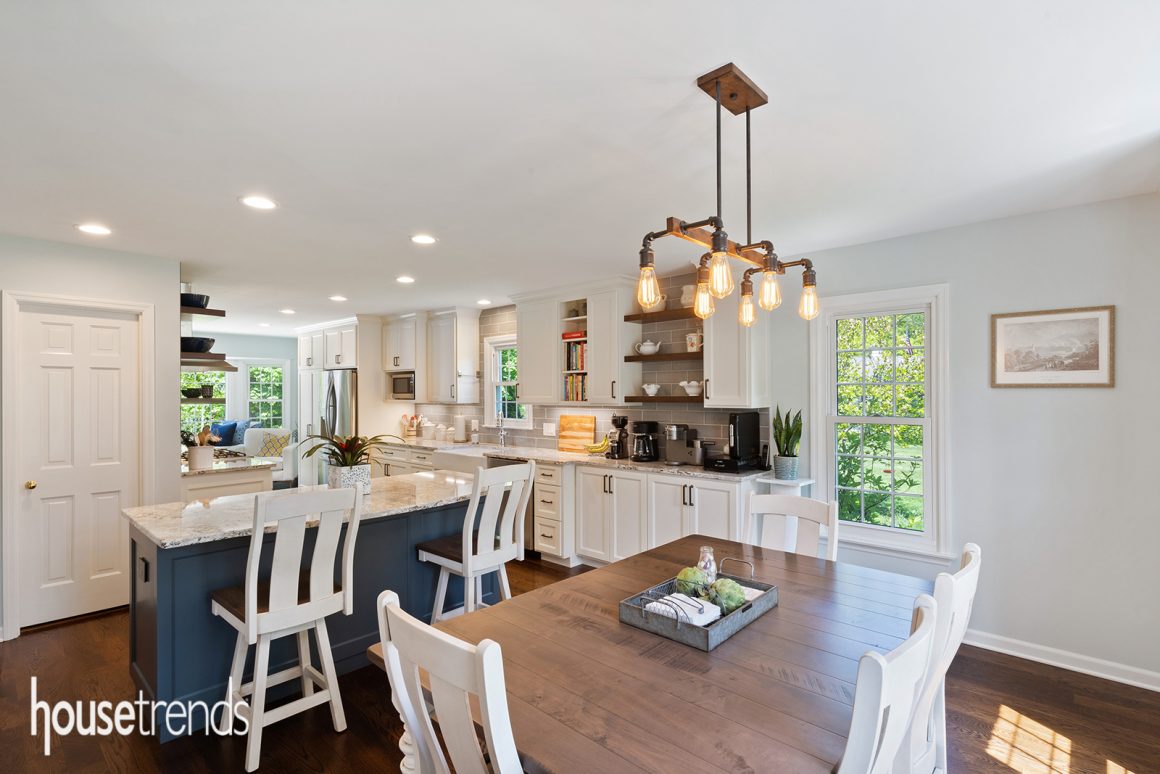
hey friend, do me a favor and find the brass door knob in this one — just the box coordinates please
[25,480,37,490]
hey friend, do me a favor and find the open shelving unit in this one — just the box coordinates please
[560,297,589,402]
[623,307,699,324]
[624,351,703,363]
[181,302,237,372]
[624,394,705,404]
[179,397,226,405]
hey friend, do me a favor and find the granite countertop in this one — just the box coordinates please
[124,470,475,549]
[180,457,279,477]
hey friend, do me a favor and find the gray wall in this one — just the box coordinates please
[0,233,180,632]
[769,192,1160,681]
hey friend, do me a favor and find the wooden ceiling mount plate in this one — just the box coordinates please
[696,63,768,115]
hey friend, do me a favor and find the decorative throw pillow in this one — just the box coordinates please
[236,419,262,444]
[258,432,291,457]
[209,421,238,446]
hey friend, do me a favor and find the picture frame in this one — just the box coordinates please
[991,305,1115,388]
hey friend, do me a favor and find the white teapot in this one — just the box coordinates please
[634,340,661,355]
[679,380,703,396]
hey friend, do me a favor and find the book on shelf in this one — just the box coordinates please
[565,340,586,371]
[561,330,587,340]
[563,372,588,402]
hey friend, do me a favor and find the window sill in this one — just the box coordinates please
[827,534,956,567]
[482,423,534,432]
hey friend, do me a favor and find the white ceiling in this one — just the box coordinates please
[1,1,1158,336]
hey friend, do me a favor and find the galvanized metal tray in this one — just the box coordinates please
[618,558,779,651]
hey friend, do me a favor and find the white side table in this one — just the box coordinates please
[754,476,815,496]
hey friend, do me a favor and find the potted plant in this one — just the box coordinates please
[182,426,220,471]
[772,406,802,480]
[301,428,405,494]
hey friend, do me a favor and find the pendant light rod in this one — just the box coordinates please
[746,106,752,246]
[716,79,722,221]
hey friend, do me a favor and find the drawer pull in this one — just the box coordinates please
[540,532,554,539]
[539,499,554,504]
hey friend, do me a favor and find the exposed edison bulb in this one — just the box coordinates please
[738,291,757,327]
[708,253,734,299]
[758,271,782,311]
[693,282,715,319]
[636,265,662,310]
[799,284,819,321]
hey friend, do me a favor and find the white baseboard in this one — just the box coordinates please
[963,628,1160,693]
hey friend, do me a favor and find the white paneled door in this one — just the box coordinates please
[17,307,139,626]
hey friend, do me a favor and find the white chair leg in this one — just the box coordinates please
[297,629,314,697]
[314,619,347,733]
[933,679,948,773]
[221,631,248,732]
[498,565,512,601]
[245,634,271,773]
[431,567,449,623]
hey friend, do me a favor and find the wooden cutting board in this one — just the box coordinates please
[558,415,596,453]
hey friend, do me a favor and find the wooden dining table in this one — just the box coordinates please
[368,534,933,773]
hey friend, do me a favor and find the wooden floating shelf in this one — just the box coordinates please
[181,360,238,373]
[624,351,704,363]
[180,397,226,405]
[181,350,226,360]
[623,308,699,323]
[180,306,226,317]
[624,395,705,404]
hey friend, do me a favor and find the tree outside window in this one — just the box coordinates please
[484,335,532,429]
[180,371,226,433]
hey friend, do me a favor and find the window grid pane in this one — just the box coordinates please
[833,311,927,532]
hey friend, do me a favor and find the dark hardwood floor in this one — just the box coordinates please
[1,558,1156,773]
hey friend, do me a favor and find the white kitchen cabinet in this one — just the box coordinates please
[575,467,647,562]
[609,470,647,561]
[515,297,557,404]
[576,467,611,562]
[383,314,420,371]
[647,473,748,547]
[586,289,637,404]
[298,332,323,370]
[324,324,358,369]
[297,370,320,485]
[703,290,769,408]
[426,308,480,403]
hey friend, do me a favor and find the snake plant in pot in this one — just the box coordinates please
[772,406,803,480]
[301,425,405,494]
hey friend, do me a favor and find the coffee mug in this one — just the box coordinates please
[686,332,704,352]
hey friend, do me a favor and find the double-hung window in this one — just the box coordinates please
[484,335,532,429]
[810,284,949,558]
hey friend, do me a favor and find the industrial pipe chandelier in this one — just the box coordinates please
[635,63,818,324]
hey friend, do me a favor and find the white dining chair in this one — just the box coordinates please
[210,487,363,772]
[376,589,521,774]
[836,594,937,774]
[416,462,534,622]
[745,493,840,561]
[895,543,982,774]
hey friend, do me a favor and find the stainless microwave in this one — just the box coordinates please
[389,371,415,400]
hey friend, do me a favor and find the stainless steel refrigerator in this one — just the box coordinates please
[298,368,358,485]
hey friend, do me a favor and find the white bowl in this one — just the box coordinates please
[682,384,703,396]
[642,384,661,396]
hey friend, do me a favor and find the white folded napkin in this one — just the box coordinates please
[644,593,721,626]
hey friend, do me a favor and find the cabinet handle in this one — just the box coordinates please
[611,380,616,399]
[450,383,456,400]
[540,532,553,539]
[603,475,610,494]
[540,499,553,505]
[336,354,342,365]
[704,379,710,400]
[608,476,614,495]
[689,486,696,506]
[681,484,687,506]
[306,356,312,366]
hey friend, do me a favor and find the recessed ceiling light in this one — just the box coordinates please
[258,323,270,327]
[76,223,112,236]
[410,234,437,245]
[329,295,348,302]
[477,299,492,306]
[240,195,278,210]
[280,308,295,314]
[396,275,415,284]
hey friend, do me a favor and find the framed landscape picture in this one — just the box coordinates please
[991,305,1115,387]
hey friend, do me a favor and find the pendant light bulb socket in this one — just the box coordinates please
[798,268,819,321]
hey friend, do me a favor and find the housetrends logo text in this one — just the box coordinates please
[30,676,249,755]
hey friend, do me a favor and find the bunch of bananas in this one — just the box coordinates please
[585,436,610,454]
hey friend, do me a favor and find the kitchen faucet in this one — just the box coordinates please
[497,413,507,448]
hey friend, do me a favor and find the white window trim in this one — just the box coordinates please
[483,334,533,430]
[808,283,952,559]
[228,358,292,429]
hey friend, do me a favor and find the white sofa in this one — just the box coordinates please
[222,427,297,484]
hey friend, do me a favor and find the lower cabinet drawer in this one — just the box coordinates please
[535,465,561,485]
[533,517,562,556]
[533,483,561,520]
[409,451,434,466]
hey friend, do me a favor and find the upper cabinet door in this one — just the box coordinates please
[339,326,358,368]
[397,316,417,371]
[323,329,342,368]
[703,293,768,408]
[426,313,456,402]
[515,298,557,404]
[586,290,620,404]
[298,335,316,369]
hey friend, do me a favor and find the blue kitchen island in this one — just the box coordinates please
[122,470,496,740]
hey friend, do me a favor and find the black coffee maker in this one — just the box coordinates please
[606,415,630,460]
[630,420,659,462]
